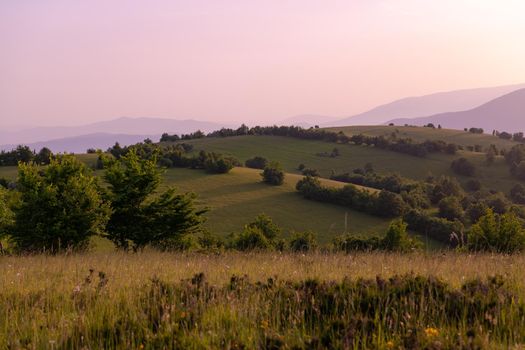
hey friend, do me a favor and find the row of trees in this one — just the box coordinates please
[160,124,461,158]
[0,146,53,166]
[296,176,406,217]
[107,141,238,174]
[0,151,207,253]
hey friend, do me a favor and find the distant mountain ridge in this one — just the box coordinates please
[279,114,339,128]
[388,88,525,133]
[0,133,159,153]
[328,83,525,126]
[0,117,230,145]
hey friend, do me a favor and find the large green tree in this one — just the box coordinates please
[103,150,207,250]
[468,209,525,253]
[0,187,14,242]
[10,156,110,252]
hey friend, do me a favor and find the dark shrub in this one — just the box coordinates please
[465,179,482,192]
[245,156,268,169]
[451,158,476,176]
[262,162,285,185]
[289,231,318,252]
[438,196,464,221]
[510,184,525,204]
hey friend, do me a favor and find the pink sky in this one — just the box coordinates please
[1,0,525,127]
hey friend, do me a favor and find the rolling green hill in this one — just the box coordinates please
[2,127,522,247]
[161,167,388,242]
[326,125,517,150]
[0,163,389,244]
[162,134,518,193]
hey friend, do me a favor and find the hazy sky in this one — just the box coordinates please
[1,0,525,127]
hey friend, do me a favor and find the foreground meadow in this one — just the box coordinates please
[2,252,525,349]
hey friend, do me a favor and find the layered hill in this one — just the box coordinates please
[388,88,525,133]
[0,117,229,146]
[329,83,525,126]
[1,133,157,153]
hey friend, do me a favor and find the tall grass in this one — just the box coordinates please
[2,252,525,349]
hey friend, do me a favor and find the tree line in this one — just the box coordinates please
[0,146,53,166]
[106,141,239,174]
[160,124,461,158]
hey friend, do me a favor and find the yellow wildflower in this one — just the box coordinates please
[424,327,439,338]
[386,340,395,349]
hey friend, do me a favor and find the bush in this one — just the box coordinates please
[451,158,475,176]
[445,143,458,155]
[465,179,482,192]
[231,226,273,251]
[245,156,268,169]
[261,162,285,185]
[9,156,110,253]
[375,190,407,217]
[0,187,15,240]
[404,209,464,245]
[35,147,53,165]
[468,127,484,134]
[468,209,525,253]
[510,184,525,204]
[438,196,464,221]
[230,214,281,251]
[333,219,420,252]
[301,168,320,177]
[158,157,174,168]
[382,219,421,252]
[332,234,382,252]
[246,214,281,241]
[203,153,236,174]
[484,192,511,215]
[289,231,318,252]
[467,202,489,223]
[430,176,463,204]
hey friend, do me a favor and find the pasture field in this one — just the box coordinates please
[163,135,518,193]
[326,125,517,150]
[2,251,525,349]
[161,167,388,242]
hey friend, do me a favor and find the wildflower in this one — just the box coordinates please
[139,344,144,349]
[424,327,439,338]
[260,320,269,330]
[386,340,395,349]
[180,311,187,318]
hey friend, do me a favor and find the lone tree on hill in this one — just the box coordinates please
[103,149,207,251]
[261,161,285,185]
[9,155,110,253]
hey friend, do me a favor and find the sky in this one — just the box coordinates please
[1,0,525,128]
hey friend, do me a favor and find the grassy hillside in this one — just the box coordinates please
[161,167,387,242]
[162,135,519,193]
[326,125,517,150]
[0,163,389,244]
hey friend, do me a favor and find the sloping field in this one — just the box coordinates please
[162,167,388,242]
[0,164,389,243]
[326,125,517,150]
[163,135,519,193]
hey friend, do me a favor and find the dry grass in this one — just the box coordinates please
[3,251,525,349]
[2,251,524,293]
